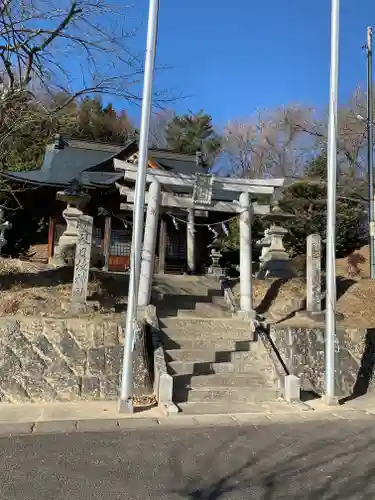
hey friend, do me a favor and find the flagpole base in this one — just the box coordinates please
[321,395,339,406]
[118,397,134,414]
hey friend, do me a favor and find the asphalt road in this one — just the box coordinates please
[0,416,375,499]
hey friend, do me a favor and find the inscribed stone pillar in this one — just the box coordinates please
[306,233,322,314]
[187,208,195,273]
[138,181,161,307]
[239,192,253,312]
[71,215,93,302]
[158,217,167,274]
[103,216,111,272]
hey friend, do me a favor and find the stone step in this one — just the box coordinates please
[155,291,224,302]
[153,288,222,300]
[165,349,259,363]
[159,318,252,338]
[161,328,253,341]
[173,373,273,388]
[176,401,273,415]
[153,275,219,293]
[194,301,228,313]
[173,386,280,404]
[211,295,227,305]
[177,306,231,319]
[161,336,255,351]
[155,298,220,311]
[168,360,272,376]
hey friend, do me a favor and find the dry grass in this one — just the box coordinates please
[133,395,157,409]
[251,278,305,311]
[231,245,375,327]
[336,279,375,326]
[336,246,370,278]
[0,258,125,317]
[0,257,44,276]
[248,276,375,328]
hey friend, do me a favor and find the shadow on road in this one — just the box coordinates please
[166,420,375,499]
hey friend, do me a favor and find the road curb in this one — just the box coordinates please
[0,407,373,438]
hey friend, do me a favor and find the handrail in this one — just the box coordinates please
[256,323,290,375]
[254,320,290,392]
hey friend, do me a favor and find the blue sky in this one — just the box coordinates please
[119,0,374,129]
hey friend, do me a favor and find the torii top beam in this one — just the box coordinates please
[114,160,285,196]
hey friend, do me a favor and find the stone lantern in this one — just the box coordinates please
[54,179,91,266]
[256,202,296,279]
[207,244,224,277]
[256,228,272,269]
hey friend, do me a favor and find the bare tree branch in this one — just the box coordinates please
[222,106,317,178]
[0,0,175,111]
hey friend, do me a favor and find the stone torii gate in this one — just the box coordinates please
[114,159,285,313]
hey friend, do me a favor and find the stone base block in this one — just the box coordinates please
[284,375,301,402]
[159,401,179,416]
[158,373,173,403]
[236,311,257,340]
[256,259,296,279]
[321,394,340,406]
[118,397,134,414]
[61,299,101,315]
[236,309,256,320]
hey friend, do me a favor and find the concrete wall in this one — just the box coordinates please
[269,325,375,399]
[0,316,152,402]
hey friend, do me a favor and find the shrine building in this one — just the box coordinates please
[1,134,265,274]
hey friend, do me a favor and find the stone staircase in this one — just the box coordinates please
[155,277,281,414]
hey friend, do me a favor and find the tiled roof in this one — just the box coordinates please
[149,150,200,175]
[1,137,205,188]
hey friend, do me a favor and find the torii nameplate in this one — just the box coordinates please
[192,173,214,205]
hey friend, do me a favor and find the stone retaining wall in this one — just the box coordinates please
[269,325,375,398]
[0,315,152,402]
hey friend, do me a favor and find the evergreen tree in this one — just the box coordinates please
[71,97,133,143]
[280,153,367,257]
[165,110,221,166]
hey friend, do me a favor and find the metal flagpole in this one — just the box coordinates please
[366,27,375,279]
[324,0,340,405]
[119,0,160,413]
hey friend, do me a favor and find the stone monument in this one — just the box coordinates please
[306,233,322,316]
[0,209,11,255]
[256,203,296,279]
[54,179,91,266]
[71,215,94,308]
[296,233,344,322]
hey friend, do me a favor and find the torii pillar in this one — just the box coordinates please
[239,192,253,313]
[138,181,161,307]
[187,208,196,273]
